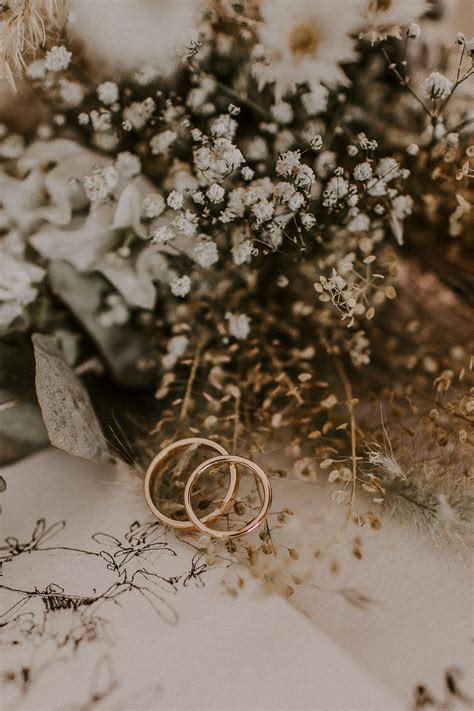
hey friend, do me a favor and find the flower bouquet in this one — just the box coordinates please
[0,0,472,555]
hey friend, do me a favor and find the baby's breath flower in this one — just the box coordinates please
[97,81,119,105]
[288,192,305,212]
[276,150,301,177]
[189,124,203,142]
[90,110,112,132]
[214,138,245,171]
[45,45,72,72]
[315,150,336,177]
[26,59,46,80]
[37,124,53,140]
[59,80,84,107]
[301,85,329,115]
[375,157,400,180]
[167,191,184,210]
[174,210,198,236]
[245,137,268,161]
[465,37,474,58]
[353,162,372,181]
[150,130,178,155]
[207,183,225,203]
[115,151,141,178]
[152,225,175,244]
[210,114,238,139]
[123,98,156,130]
[226,311,251,340]
[358,133,378,151]
[142,193,165,219]
[406,143,420,155]
[83,166,119,202]
[406,23,421,39]
[324,176,349,204]
[194,239,219,267]
[170,275,191,298]
[273,181,295,202]
[241,166,254,181]
[194,139,244,177]
[0,254,45,329]
[424,71,453,101]
[391,194,413,219]
[367,178,386,197]
[300,212,316,230]
[0,134,25,159]
[348,212,370,233]
[252,199,274,223]
[310,135,323,151]
[232,239,254,265]
[192,190,205,205]
[271,101,294,125]
[295,164,315,190]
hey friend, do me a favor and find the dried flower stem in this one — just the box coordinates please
[178,335,206,426]
[381,47,432,117]
[335,356,359,520]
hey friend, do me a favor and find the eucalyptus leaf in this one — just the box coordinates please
[33,333,110,463]
[0,340,49,465]
[48,261,156,387]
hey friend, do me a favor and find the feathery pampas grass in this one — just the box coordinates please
[0,0,63,88]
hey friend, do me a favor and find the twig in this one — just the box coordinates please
[178,334,206,425]
[381,47,432,117]
[335,356,358,520]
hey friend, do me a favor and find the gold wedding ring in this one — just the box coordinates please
[144,438,272,538]
[144,437,238,531]
[184,455,272,539]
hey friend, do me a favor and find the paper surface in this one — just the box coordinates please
[270,476,473,707]
[0,448,400,710]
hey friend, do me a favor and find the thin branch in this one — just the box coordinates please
[335,356,359,520]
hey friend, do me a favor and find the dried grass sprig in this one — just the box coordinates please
[0,0,63,88]
[360,405,473,552]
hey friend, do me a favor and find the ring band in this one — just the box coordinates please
[184,455,272,539]
[144,438,238,531]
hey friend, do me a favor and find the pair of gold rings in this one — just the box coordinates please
[143,438,272,539]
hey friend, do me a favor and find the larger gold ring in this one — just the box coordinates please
[184,455,272,539]
[144,438,238,531]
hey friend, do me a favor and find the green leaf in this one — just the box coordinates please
[33,333,110,463]
[48,261,156,387]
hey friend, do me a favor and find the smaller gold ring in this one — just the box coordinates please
[184,455,272,539]
[144,438,238,531]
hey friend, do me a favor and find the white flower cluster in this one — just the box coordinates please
[83,166,119,202]
[1,6,470,375]
[424,72,453,101]
[0,250,45,330]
